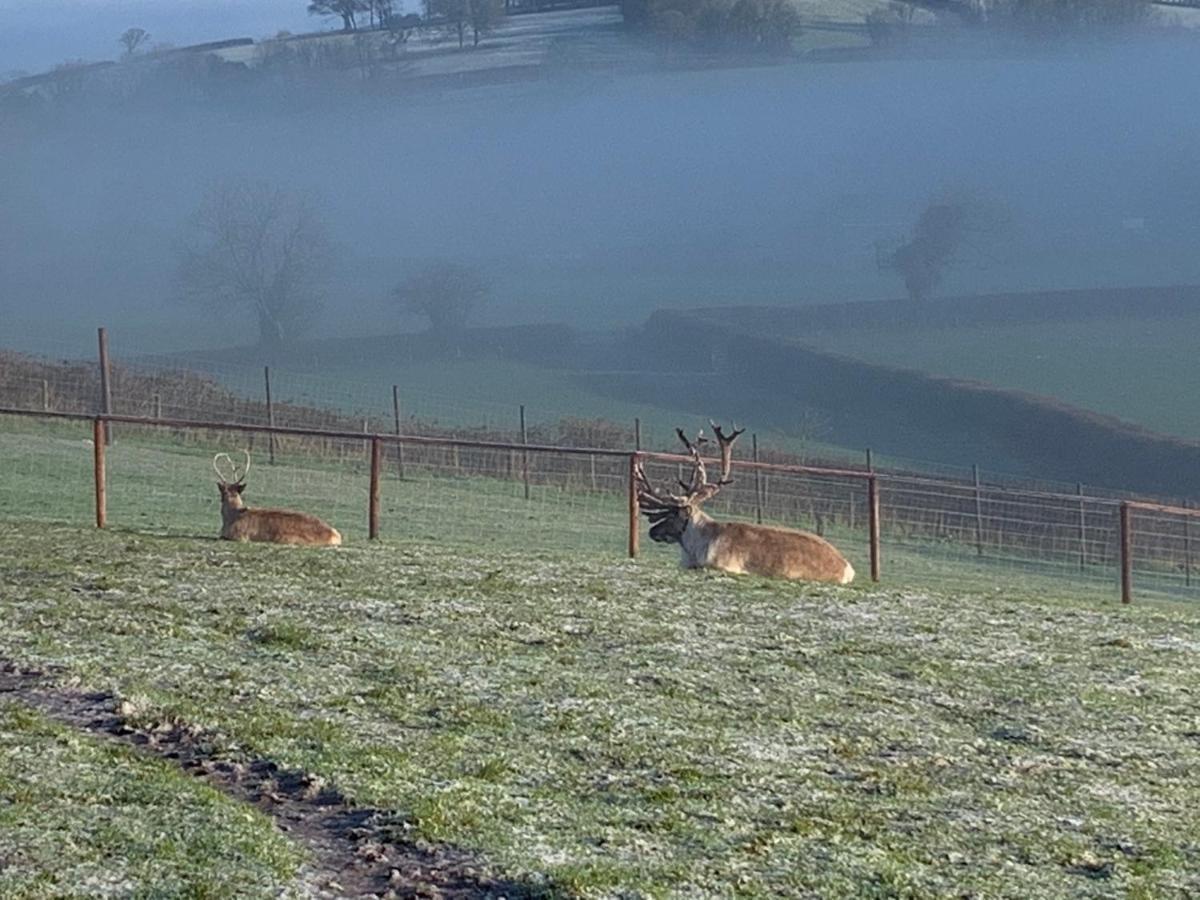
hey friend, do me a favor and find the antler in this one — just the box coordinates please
[710,421,744,485]
[635,421,744,515]
[633,460,688,520]
[212,449,252,485]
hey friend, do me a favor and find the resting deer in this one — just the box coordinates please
[635,423,855,584]
[213,451,342,547]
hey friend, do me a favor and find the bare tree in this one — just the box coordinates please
[425,0,499,48]
[118,28,151,57]
[308,0,368,32]
[179,181,333,349]
[467,0,505,46]
[395,260,489,335]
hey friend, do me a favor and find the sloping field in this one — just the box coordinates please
[1,520,1199,897]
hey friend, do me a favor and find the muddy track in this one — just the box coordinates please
[0,659,554,900]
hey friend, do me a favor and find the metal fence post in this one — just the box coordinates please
[868,474,881,582]
[752,433,764,524]
[520,404,530,501]
[628,453,640,558]
[1185,500,1193,588]
[972,464,984,556]
[1120,501,1132,604]
[392,384,406,480]
[263,366,276,465]
[1077,482,1087,571]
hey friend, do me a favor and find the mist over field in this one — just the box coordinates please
[4,34,1198,356]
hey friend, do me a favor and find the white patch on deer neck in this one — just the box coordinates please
[678,508,717,569]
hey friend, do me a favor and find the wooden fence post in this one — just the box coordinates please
[263,366,276,465]
[41,379,50,412]
[868,474,881,582]
[628,453,640,558]
[520,405,530,501]
[153,393,162,420]
[1119,501,1132,604]
[93,417,106,529]
[369,436,382,540]
[634,418,642,452]
[97,327,113,446]
[392,384,406,480]
[752,433,764,524]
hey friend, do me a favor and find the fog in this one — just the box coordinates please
[0,1,318,74]
[2,24,1200,356]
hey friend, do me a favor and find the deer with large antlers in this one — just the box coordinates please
[213,450,342,546]
[635,423,855,584]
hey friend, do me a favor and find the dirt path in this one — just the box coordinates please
[0,659,548,900]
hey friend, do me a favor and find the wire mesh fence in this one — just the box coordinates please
[3,409,1200,603]
[4,332,1200,606]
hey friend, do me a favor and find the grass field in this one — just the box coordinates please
[805,313,1200,442]
[1,521,1199,897]
[3,415,1200,895]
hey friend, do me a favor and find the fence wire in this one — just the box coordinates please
[4,341,1200,605]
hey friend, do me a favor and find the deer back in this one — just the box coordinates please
[709,521,854,584]
[221,507,342,546]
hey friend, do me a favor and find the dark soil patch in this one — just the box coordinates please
[0,658,556,900]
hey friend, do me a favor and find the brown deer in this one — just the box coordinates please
[635,423,855,584]
[213,450,342,546]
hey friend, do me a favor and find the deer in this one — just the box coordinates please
[635,423,855,584]
[213,450,342,547]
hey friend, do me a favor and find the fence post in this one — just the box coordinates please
[520,404,530,501]
[752,433,764,524]
[97,327,113,446]
[93,417,106,529]
[1119,501,1132,604]
[865,448,873,472]
[972,464,984,556]
[392,384,406,480]
[868,474,881,582]
[1077,483,1087,571]
[1185,500,1193,588]
[369,436,382,540]
[153,393,162,420]
[263,366,276,465]
[41,379,50,412]
[634,418,642,452]
[628,453,640,558]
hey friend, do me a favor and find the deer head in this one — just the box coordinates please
[635,421,743,543]
[213,449,251,509]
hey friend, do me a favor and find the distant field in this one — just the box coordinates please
[804,312,1200,440]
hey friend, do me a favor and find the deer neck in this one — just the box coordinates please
[679,507,718,567]
[220,495,247,529]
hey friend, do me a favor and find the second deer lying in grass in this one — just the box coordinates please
[636,423,854,584]
[213,451,342,547]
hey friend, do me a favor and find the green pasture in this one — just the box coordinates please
[805,312,1200,441]
[0,519,1198,897]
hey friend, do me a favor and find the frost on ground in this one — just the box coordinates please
[0,522,1198,898]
